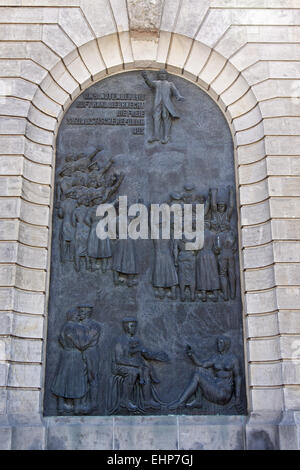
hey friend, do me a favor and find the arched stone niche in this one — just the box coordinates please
[44,70,247,417]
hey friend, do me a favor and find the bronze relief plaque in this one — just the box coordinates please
[44,70,247,416]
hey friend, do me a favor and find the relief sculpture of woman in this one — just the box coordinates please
[112,214,139,287]
[169,336,242,411]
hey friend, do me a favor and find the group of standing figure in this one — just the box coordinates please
[56,149,141,287]
[153,184,237,303]
[56,150,237,302]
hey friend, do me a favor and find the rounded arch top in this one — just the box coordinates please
[25,32,263,156]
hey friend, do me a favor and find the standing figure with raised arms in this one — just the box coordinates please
[211,186,234,233]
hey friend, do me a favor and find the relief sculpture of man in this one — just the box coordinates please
[211,186,234,233]
[108,317,169,414]
[142,69,184,144]
[85,198,112,273]
[58,196,77,264]
[112,213,139,287]
[174,236,196,302]
[51,309,89,415]
[72,193,90,272]
[215,229,237,301]
[152,238,178,300]
[77,305,102,414]
[196,220,220,302]
[51,306,101,415]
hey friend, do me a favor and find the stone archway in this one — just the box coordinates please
[23,33,272,418]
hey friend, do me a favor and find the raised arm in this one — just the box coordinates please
[200,356,216,368]
[204,189,211,216]
[141,71,155,89]
[188,352,203,367]
[170,82,184,101]
[186,345,213,367]
[87,147,103,163]
[99,158,113,177]
[227,185,234,219]
[106,173,125,201]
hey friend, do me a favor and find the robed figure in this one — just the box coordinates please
[108,318,169,414]
[77,306,102,413]
[196,220,220,302]
[152,238,178,300]
[51,309,89,414]
[112,215,139,287]
[51,307,101,415]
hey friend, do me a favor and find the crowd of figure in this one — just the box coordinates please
[56,150,237,302]
[56,148,125,274]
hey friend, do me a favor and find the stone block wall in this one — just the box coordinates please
[0,0,300,449]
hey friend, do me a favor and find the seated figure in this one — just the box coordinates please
[108,317,169,414]
[169,336,241,410]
